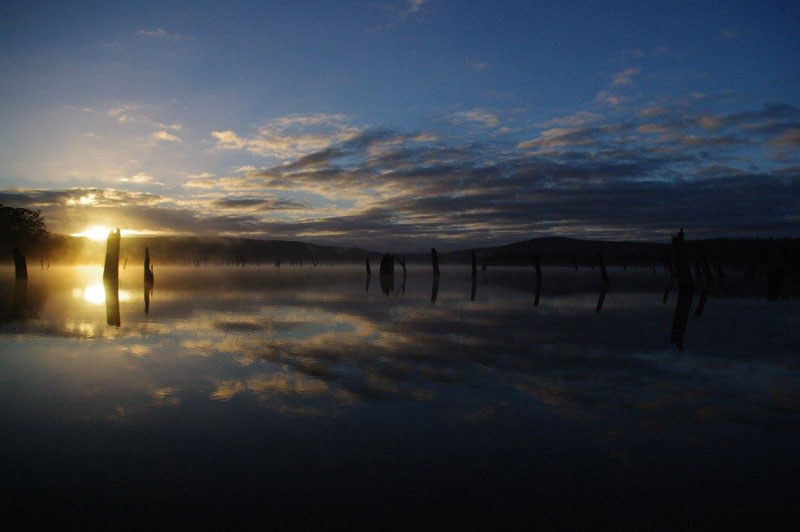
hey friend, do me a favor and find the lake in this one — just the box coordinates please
[1,265,798,530]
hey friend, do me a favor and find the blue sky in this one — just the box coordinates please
[1,0,798,249]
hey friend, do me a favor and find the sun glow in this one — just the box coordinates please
[71,226,159,241]
[73,280,134,305]
[71,226,116,241]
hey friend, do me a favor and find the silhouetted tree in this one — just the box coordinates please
[0,204,48,251]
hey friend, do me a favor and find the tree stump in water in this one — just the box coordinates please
[13,248,27,280]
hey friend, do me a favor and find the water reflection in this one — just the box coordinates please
[104,279,120,327]
[1,265,798,528]
[596,284,608,313]
[670,291,693,349]
[144,278,154,314]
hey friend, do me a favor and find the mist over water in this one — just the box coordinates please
[1,265,798,528]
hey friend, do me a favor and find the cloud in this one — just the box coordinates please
[137,28,168,37]
[3,103,798,248]
[369,0,428,31]
[595,91,627,106]
[467,59,489,71]
[211,113,361,159]
[535,111,604,128]
[772,128,800,147]
[640,106,669,118]
[440,108,499,128]
[119,172,156,184]
[108,104,135,124]
[612,68,638,87]
[151,130,182,143]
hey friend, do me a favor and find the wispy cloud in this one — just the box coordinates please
[211,113,361,159]
[137,27,168,37]
[467,59,489,71]
[151,130,182,143]
[440,108,499,128]
[612,68,638,87]
[369,0,428,31]
[595,91,627,106]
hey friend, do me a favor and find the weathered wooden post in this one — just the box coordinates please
[394,254,406,278]
[470,274,476,301]
[470,251,477,301]
[596,285,608,313]
[379,253,394,276]
[665,248,676,278]
[431,248,440,278]
[471,251,477,278]
[13,248,27,280]
[671,290,693,350]
[671,228,694,294]
[144,247,154,284]
[103,228,121,283]
[598,251,610,286]
[534,252,542,306]
[379,253,394,296]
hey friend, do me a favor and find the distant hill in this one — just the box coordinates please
[3,233,799,271]
[422,236,800,270]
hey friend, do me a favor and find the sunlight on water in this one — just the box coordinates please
[72,279,133,305]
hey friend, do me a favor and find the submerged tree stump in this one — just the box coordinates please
[103,228,121,283]
[671,229,694,294]
[534,252,542,306]
[379,253,394,276]
[13,248,27,280]
[471,251,477,278]
[144,246,154,284]
[598,251,610,286]
[431,248,440,278]
[365,257,371,275]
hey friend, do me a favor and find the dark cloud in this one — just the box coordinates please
[2,104,798,249]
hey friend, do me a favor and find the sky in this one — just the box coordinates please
[1,0,798,250]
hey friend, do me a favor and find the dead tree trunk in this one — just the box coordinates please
[144,247,154,284]
[431,248,440,277]
[598,251,610,286]
[471,251,477,278]
[365,257,371,275]
[13,248,27,280]
[698,246,713,287]
[379,253,394,276]
[671,229,694,294]
[103,228,121,283]
[394,254,406,277]
[534,252,542,306]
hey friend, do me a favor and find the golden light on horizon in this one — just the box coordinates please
[71,226,162,241]
[71,225,115,241]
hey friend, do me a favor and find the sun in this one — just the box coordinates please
[71,225,115,241]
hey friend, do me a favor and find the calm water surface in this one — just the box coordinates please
[1,265,798,529]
